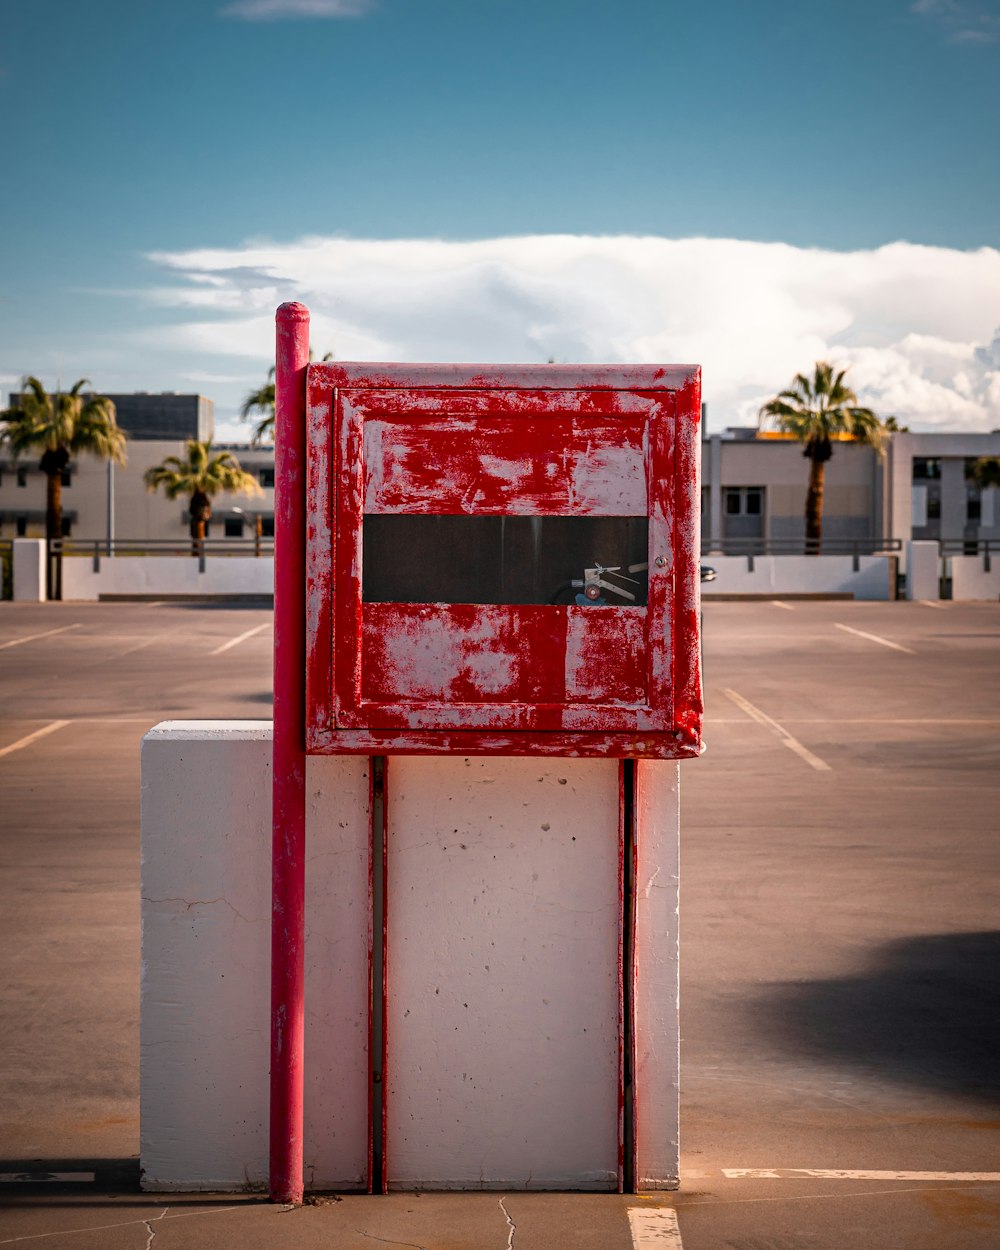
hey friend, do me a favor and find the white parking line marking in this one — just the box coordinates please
[724,1169,1000,1181]
[0,624,80,651]
[771,601,795,610]
[919,600,947,609]
[834,623,916,654]
[0,721,71,760]
[628,1206,682,1247]
[723,689,832,771]
[209,623,270,655]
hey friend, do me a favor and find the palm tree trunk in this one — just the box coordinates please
[190,517,207,557]
[805,458,825,553]
[189,492,210,556]
[45,470,62,541]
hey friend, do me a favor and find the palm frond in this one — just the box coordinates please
[970,457,1000,489]
[144,439,263,503]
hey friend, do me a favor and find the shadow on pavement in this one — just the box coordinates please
[0,1158,269,1208]
[753,931,1000,1104]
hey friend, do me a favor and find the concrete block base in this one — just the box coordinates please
[140,724,680,1192]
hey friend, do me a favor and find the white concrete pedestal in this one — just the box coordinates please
[140,723,680,1191]
[12,539,46,601]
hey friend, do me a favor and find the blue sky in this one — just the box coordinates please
[2,0,999,436]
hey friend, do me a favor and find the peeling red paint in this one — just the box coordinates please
[303,360,703,758]
[270,302,310,1205]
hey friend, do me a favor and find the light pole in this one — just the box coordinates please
[232,506,262,556]
[106,459,115,556]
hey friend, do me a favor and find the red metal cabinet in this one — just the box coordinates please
[305,364,702,758]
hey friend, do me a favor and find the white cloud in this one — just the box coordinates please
[221,0,374,19]
[143,233,1000,437]
[911,0,999,42]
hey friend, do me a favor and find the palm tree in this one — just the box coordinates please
[0,377,126,539]
[758,361,887,551]
[241,367,276,447]
[144,439,262,552]
[241,351,333,445]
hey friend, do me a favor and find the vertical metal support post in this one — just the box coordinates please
[106,459,115,557]
[369,756,388,1193]
[620,758,637,1192]
[270,301,310,1204]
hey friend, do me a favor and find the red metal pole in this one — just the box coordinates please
[270,301,310,1204]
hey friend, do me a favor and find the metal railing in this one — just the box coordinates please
[49,536,275,573]
[702,537,902,573]
[939,538,998,572]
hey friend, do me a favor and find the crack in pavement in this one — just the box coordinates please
[143,1207,169,1250]
[0,1205,241,1245]
[499,1196,516,1249]
[356,1234,428,1250]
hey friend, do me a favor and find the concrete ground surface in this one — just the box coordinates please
[0,598,998,1248]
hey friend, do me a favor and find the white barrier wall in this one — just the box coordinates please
[62,555,274,600]
[949,556,1000,601]
[141,725,682,1192]
[12,539,46,601]
[905,541,940,601]
[701,554,895,600]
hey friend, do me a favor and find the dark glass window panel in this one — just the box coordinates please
[914,458,941,480]
[927,496,941,519]
[261,515,275,537]
[724,490,741,515]
[745,488,763,515]
[224,517,244,537]
[363,515,648,606]
[259,467,275,488]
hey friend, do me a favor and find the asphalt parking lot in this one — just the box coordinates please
[1,598,998,1248]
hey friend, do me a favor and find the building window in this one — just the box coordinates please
[967,492,981,522]
[261,515,275,538]
[61,469,72,487]
[16,515,27,536]
[224,516,244,538]
[913,458,941,481]
[61,516,73,537]
[927,495,941,520]
[258,466,275,488]
[17,468,27,488]
[723,486,764,515]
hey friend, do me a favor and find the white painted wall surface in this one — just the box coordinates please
[12,539,45,601]
[701,554,895,600]
[140,724,370,1191]
[633,761,680,1190]
[62,555,274,600]
[385,756,622,1191]
[948,556,1000,601]
[905,541,941,601]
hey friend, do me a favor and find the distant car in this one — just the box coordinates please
[701,565,717,583]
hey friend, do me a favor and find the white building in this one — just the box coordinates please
[702,427,1000,551]
[0,439,274,543]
